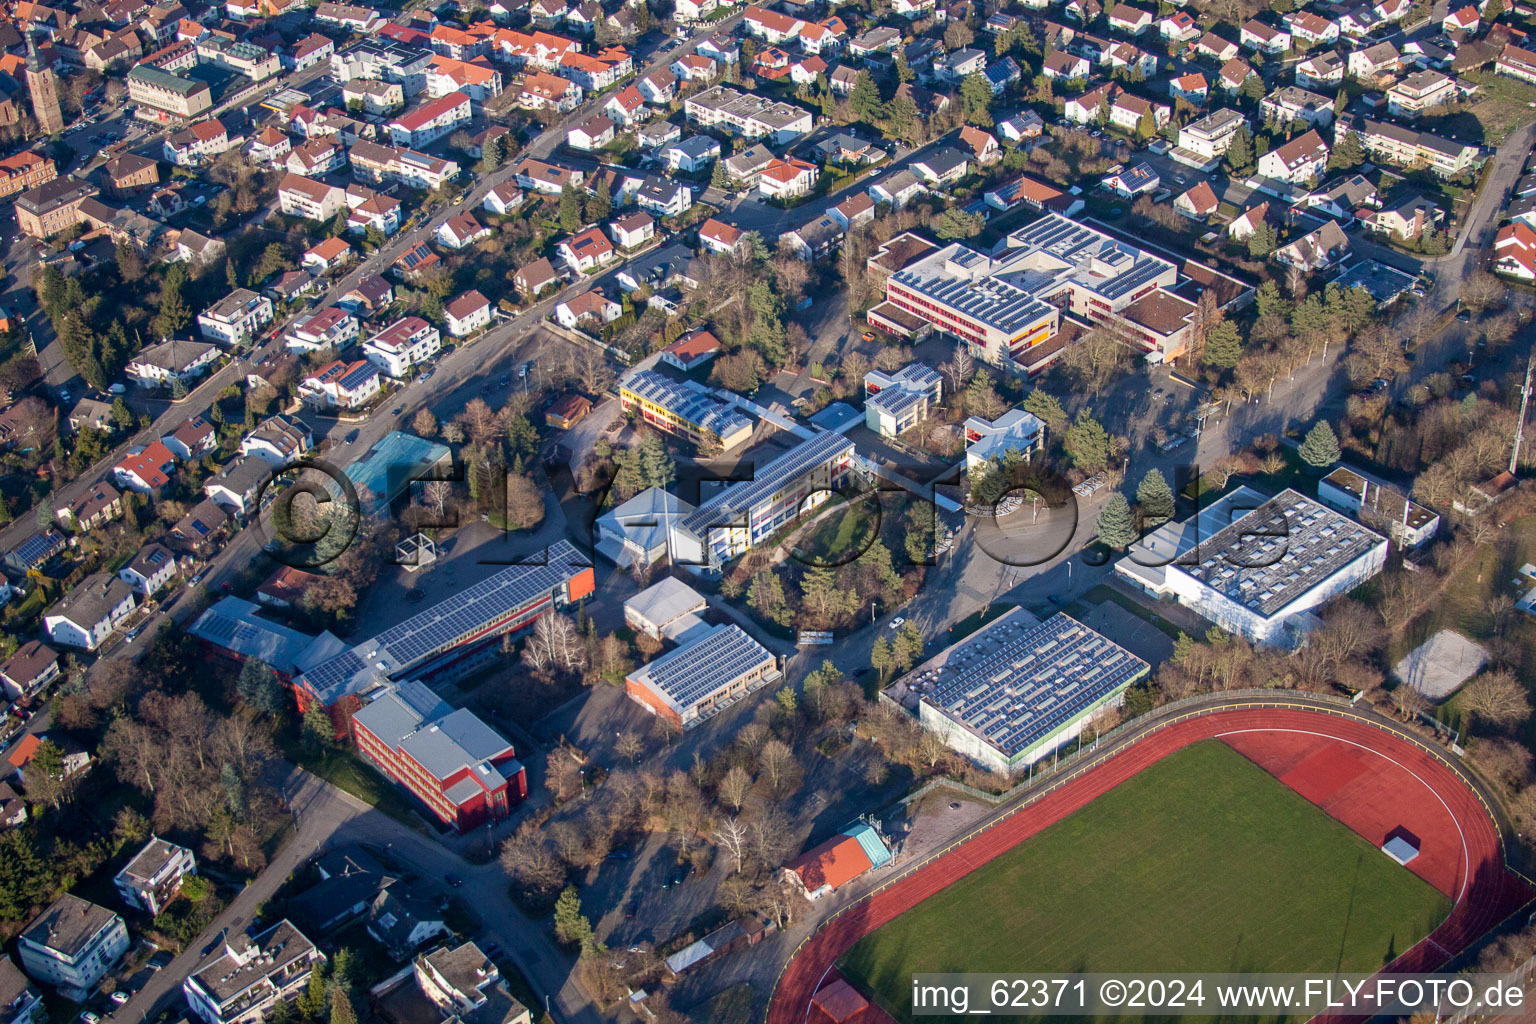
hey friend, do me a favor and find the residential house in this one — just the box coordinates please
[659,329,722,372]
[302,236,354,274]
[1259,85,1334,127]
[436,212,492,250]
[1387,70,1456,118]
[1274,219,1351,270]
[1174,181,1219,219]
[1296,50,1345,89]
[57,482,123,531]
[757,157,819,199]
[0,642,60,702]
[567,115,615,151]
[1494,220,1536,280]
[43,574,137,651]
[239,415,312,468]
[204,457,273,516]
[557,227,618,273]
[1169,72,1208,105]
[118,543,177,596]
[182,922,324,1024]
[554,291,622,330]
[169,500,230,555]
[197,289,274,347]
[1240,19,1291,53]
[1363,193,1442,239]
[286,307,360,354]
[512,258,561,299]
[698,218,747,257]
[1257,129,1329,184]
[661,136,721,173]
[364,318,442,378]
[444,291,492,337]
[113,441,177,495]
[278,173,346,221]
[16,896,129,1001]
[829,191,876,231]
[608,212,655,249]
[299,360,381,410]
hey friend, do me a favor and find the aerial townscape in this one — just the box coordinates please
[4,0,1536,1019]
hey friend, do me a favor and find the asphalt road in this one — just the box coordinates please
[112,763,609,1024]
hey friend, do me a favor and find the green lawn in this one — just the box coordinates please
[840,741,1450,1022]
[791,493,881,566]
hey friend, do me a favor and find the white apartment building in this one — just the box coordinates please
[1386,70,1456,118]
[364,316,441,378]
[17,895,130,1001]
[683,86,813,144]
[1257,129,1329,184]
[1174,108,1247,164]
[183,922,324,1024]
[114,837,196,916]
[278,173,346,221]
[197,289,274,347]
[285,307,360,353]
[388,91,471,148]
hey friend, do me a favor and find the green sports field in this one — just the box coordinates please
[840,741,1450,1021]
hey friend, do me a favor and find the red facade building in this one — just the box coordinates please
[352,680,529,831]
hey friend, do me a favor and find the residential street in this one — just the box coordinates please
[114,763,608,1024]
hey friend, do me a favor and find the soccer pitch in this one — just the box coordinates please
[839,740,1451,1021]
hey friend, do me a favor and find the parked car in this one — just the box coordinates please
[110,993,129,1007]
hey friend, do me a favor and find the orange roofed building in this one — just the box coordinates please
[783,822,892,901]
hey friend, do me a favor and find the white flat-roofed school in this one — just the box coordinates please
[898,608,1148,770]
[884,214,1177,359]
[678,431,854,538]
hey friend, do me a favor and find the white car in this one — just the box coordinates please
[110,992,130,1006]
[888,617,906,629]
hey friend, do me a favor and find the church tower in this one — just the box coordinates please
[24,33,64,137]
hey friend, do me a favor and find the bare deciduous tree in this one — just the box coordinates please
[718,764,752,812]
[615,731,643,765]
[524,613,586,673]
[713,816,749,874]
[1461,671,1531,731]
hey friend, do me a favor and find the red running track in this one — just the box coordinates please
[768,707,1534,1024]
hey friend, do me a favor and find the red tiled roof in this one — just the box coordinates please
[787,833,874,892]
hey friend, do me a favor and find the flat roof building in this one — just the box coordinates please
[671,432,856,564]
[619,371,753,451]
[964,408,1046,470]
[352,681,527,831]
[17,895,129,1002]
[183,921,323,1024]
[625,624,779,729]
[114,837,196,917]
[886,608,1149,773]
[862,363,942,438]
[881,215,1181,370]
[1152,488,1388,646]
[296,540,595,707]
[624,576,709,640]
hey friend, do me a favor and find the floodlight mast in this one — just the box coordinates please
[1512,353,1535,477]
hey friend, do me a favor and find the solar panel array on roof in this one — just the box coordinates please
[918,611,1148,757]
[301,541,585,702]
[622,370,751,440]
[1178,489,1386,616]
[1001,214,1175,301]
[628,624,774,714]
[338,363,378,391]
[679,432,854,536]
